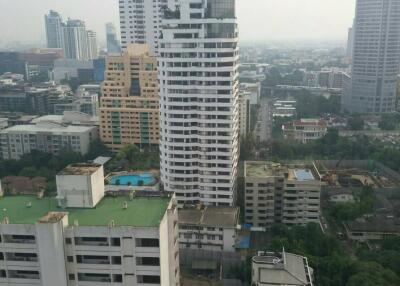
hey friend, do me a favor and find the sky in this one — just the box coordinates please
[0,0,356,46]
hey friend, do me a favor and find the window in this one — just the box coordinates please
[68,274,75,280]
[111,237,121,246]
[67,256,74,262]
[136,238,159,247]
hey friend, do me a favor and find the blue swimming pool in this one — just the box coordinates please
[111,173,155,186]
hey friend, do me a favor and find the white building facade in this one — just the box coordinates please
[0,122,98,160]
[118,0,176,54]
[159,0,240,207]
[0,197,180,286]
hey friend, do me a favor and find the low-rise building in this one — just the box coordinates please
[283,119,327,143]
[0,121,98,160]
[244,161,321,227]
[252,250,314,286]
[178,207,239,252]
[344,215,400,242]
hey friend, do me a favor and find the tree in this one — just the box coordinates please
[347,116,364,130]
[85,139,111,160]
[378,114,399,131]
[346,262,400,286]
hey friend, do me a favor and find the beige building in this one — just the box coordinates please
[244,161,321,227]
[100,44,159,150]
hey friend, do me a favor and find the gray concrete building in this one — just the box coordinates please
[244,162,321,227]
[342,0,400,113]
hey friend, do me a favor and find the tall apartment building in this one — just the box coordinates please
[100,44,159,150]
[159,0,240,207]
[63,20,90,60]
[106,23,121,54]
[0,121,98,160]
[118,0,176,54]
[86,30,98,60]
[0,163,180,285]
[244,161,321,227]
[342,0,400,113]
[45,10,65,49]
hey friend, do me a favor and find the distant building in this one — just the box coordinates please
[31,111,99,127]
[238,91,251,136]
[178,207,239,252]
[0,118,8,131]
[0,52,26,75]
[342,0,400,113]
[45,10,65,49]
[0,85,70,115]
[240,82,261,105]
[346,26,354,60]
[252,250,314,286]
[345,215,400,242]
[244,161,321,227]
[100,44,159,150]
[63,19,90,60]
[0,121,98,160]
[51,58,93,83]
[86,30,98,60]
[283,119,327,143]
[106,23,121,54]
[93,57,106,82]
[272,100,296,118]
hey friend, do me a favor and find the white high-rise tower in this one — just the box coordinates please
[342,0,400,113]
[159,0,239,207]
[118,0,177,54]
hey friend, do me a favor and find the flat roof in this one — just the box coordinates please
[245,161,317,181]
[0,195,170,227]
[179,207,238,228]
[1,123,95,134]
[58,163,102,176]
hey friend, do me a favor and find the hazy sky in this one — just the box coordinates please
[0,0,356,45]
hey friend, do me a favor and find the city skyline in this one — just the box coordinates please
[0,0,356,47]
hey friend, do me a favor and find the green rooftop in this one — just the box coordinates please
[0,195,170,227]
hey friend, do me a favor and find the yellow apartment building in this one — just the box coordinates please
[100,44,159,150]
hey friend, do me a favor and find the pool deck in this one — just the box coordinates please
[0,195,170,227]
